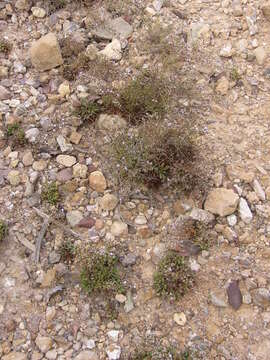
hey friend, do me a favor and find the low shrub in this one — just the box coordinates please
[0,220,8,242]
[153,251,195,299]
[111,123,199,191]
[80,252,124,295]
[42,182,60,205]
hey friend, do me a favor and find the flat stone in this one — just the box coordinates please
[239,198,253,224]
[99,193,118,210]
[216,76,229,95]
[22,151,34,166]
[3,353,27,360]
[7,170,20,186]
[30,33,63,71]
[188,207,215,224]
[210,290,228,308]
[251,288,270,308]
[31,6,46,18]
[89,171,107,192]
[56,155,77,167]
[35,336,53,353]
[0,85,11,100]
[254,47,267,65]
[115,294,126,303]
[262,4,270,20]
[45,350,57,360]
[107,17,133,39]
[204,188,239,216]
[57,135,73,152]
[107,330,120,342]
[96,114,127,131]
[58,81,70,97]
[66,210,83,227]
[73,163,88,178]
[111,221,128,236]
[56,168,73,182]
[74,351,98,360]
[226,164,254,182]
[33,160,47,171]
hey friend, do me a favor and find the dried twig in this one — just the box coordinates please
[34,218,50,263]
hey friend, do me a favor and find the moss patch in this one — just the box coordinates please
[0,220,8,242]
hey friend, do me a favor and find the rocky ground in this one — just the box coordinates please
[1,0,270,359]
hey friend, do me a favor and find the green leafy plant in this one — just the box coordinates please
[75,99,102,123]
[80,252,124,295]
[0,220,8,242]
[153,251,195,299]
[42,182,60,205]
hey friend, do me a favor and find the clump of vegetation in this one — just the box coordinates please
[111,123,199,191]
[60,36,86,58]
[75,99,102,123]
[230,67,241,82]
[6,123,26,147]
[192,221,214,251]
[130,345,192,360]
[46,0,66,14]
[118,71,168,123]
[80,252,124,295]
[63,52,89,80]
[42,182,60,205]
[153,251,195,299]
[60,239,76,263]
[0,38,12,54]
[0,220,8,242]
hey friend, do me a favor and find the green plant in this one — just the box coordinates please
[60,239,76,262]
[230,67,241,82]
[153,251,194,299]
[75,99,102,123]
[80,252,124,295]
[0,39,12,54]
[42,182,60,205]
[6,123,26,146]
[111,123,198,190]
[119,71,168,123]
[0,220,7,241]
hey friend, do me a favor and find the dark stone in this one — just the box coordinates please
[227,280,242,310]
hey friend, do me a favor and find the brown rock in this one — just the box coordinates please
[30,33,63,71]
[56,168,73,182]
[89,171,107,192]
[204,188,239,216]
[262,4,270,21]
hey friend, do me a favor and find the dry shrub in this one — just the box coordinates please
[111,121,202,192]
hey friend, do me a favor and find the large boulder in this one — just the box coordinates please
[30,33,63,71]
[204,188,239,216]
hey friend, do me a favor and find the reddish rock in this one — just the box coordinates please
[78,217,96,228]
[56,168,73,182]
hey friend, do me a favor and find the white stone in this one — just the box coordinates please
[57,135,73,152]
[106,344,121,360]
[227,214,237,227]
[99,39,122,61]
[66,210,83,227]
[253,180,265,201]
[239,198,253,224]
[31,6,46,18]
[107,330,120,342]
